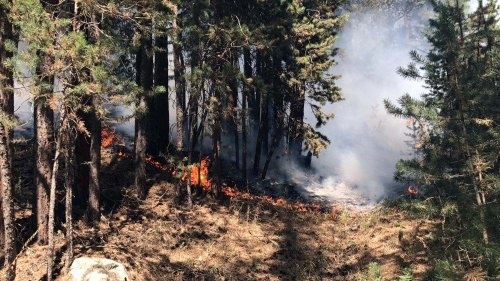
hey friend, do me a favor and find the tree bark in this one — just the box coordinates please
[34,95,54,244]
[146,18,170,156]
[173,5,185,152]
[134,38,151,200]
[252,87,267,176]
[230,54,240,169]
[88,99,101,222]
[0,123,14,281]
[74,124,90,213]
[0,7,15,279]
[47,109,66,281]
[64,133,74,273]
[288,85,305,162]
[242,48,253,183]
[47,133,61,281]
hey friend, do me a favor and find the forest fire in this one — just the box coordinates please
[145,155,170,172]
[181,157,212,190]
[221,186,321,213]
[101,127,119,148]
[407,186,419,196]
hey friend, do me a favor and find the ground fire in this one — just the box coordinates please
[181,157,212,190]
[407,186,418,196]
[103,129,322,213]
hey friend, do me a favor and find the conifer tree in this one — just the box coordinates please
[385,0,499,273]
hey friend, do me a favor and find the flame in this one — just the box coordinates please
[101,127,118,148]
[181,157,212,190]
[407,186,418,195]
[220,186,321,213]
[331,205,342,220]
[145,155,170,172]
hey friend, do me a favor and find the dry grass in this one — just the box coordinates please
[5,154,439,280]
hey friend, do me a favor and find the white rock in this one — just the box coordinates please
[70,257,129,281]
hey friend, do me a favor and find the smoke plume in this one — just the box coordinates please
[296,7,429,208]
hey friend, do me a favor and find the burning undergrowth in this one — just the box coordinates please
[101,126,415,215]
[101,127,330,215]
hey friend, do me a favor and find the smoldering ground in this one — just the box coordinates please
[290,5,431,207]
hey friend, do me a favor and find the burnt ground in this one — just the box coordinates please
[3,142,438,280]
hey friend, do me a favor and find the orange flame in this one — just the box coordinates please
[331,205,342,220]
[407,186,418,195]
[220,186,321,213]
[101,127,118,148]
[181,157,212,190]
[145,155,170,172]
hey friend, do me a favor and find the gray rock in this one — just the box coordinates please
[70,257,128,281]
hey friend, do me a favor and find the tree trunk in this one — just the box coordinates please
[288,85,305,162]
[0,7,15,279]
[146,18,170,156]
[47,110,65,281]
[88,99,101,222]
[34,95,54,244]
[173,5,185,152]
[74,125,90,213]
[64,134,74,273]
[212,86,222,195]
[261,127,283,179]
[230,54,240,169]
[252,88,267,176]
[134,38,151,200]
[242,48,252,183]
[135,94,147,200]
[0,123,14,281]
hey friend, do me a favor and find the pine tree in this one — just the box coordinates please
[385,0,499,274]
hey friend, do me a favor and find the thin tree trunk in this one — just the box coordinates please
[212,85,222,196]
[173,5,185,152]
[242,48,252,183]
[47,110,65,281]
[0,123,14,281]
[64,135,74,273]
[252,91,267,176]
[74,122,90,213]
[134,40,149,200]
[34,95,54,244]
[0,7,15,279]
[135,95,147,200]
[146,16,170,156]
[88,99,101,222]
[288,84,305,162]
[261,127,283,179]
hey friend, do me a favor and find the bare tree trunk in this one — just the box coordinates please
[64,135,74,273]
[288,85,305,163]
[135,94,147,200]
[74,123,90,213]
[212,86,222,196]
[134,39,149,200]
[146,31,170,156]
[230,55,240,169]
[0,123,14,281]
[242,48,252,183]
[252,90,267,176]
[47,110,65,281]
[34,96,54,244]
[0,7,15,279]
[88,99,101,222]
[173,5,185,152]
[261,127,283,179]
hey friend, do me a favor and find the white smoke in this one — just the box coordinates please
[297,7,429,207]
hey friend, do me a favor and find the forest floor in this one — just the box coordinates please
[6,144,440,280]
